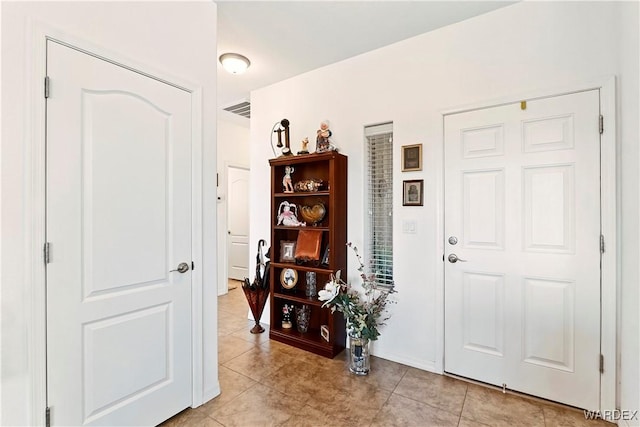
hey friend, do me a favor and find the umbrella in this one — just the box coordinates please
[242,239,270,333]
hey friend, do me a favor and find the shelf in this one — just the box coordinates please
[270,327,342,358]
[274,191,330,198]
[273,292,324,307]
[269,151,339,166]
[271,262,332,273]
[273,226,329,232]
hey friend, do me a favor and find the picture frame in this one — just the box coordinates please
[280,268,298,289]
[321,245,330,266]
[280,241,296,263]
[320,325,330,342]
[403,180,424,206]
[401,144,422,172]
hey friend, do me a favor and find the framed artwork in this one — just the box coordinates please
[402,144,422,172]
[321,245,330,266]
[280,241,296,263]
[403,180,424,206]
[280,268,298,289]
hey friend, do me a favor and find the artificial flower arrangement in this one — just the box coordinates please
[318,243,397,341]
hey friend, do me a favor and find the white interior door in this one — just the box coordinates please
[227,166,250,281]
[46,41,192,426]
[444,90,601,410]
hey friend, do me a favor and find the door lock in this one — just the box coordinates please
[170,262,190,273]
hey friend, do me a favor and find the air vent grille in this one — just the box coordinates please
[223,101,250,119]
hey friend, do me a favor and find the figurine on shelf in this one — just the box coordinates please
[282,303,294,329]
[316,120,335,153]
[277,201,306,227]
[282,165,295,193]
[298,137,310,155]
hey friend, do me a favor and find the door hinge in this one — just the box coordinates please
[44,76,50,99]
[44,242,51,264]
[600,235,605,254]
[45,406,51,427]
[599,115,604,135]
[600,354,604,373]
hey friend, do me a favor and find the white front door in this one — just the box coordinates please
[444,90,601,410]
[46,41,192,426]
[227,166,250,281]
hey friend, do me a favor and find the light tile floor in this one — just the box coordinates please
[161,282,611,427]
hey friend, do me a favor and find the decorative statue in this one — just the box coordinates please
[316,120,334,153]
[282,303,294,329]
[277,201,305,227]
[282,165,294,193]
[298,137,310,155]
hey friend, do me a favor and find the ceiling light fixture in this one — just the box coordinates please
[219,53,251,75]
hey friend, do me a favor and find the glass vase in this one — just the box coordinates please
[295,304,310,333]
[349,334,370,375]
[305,271,317,297]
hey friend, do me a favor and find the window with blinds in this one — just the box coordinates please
[365,123,394,288]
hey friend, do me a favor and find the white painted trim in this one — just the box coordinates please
[437,76,617,412]
[26,18,49,427]
[433,114,446,375]
[599,76,617,414]
[190,87,205,407]
[202,384,222,405]
[27,20,208,423]
[371,348,438,374]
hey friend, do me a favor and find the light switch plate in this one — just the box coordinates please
[402,220,417,234]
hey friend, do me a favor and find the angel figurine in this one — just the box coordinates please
[277,201,305,227]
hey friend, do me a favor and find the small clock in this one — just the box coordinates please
[280,268,298,289]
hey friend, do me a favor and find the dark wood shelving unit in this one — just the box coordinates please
[268,151,347,358]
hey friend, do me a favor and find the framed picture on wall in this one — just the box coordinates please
[402,144,422,172]
[403,180,424,206]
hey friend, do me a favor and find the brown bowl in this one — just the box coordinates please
[299,203,326,225]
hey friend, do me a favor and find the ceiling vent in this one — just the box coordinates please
[223,100,250,119]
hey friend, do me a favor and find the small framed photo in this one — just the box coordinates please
[320,325,330,342]
[280,241,296,263]
[403,180,424,206]
[280,268,298,289]
[402,144,422,172]
[321,245,330,266]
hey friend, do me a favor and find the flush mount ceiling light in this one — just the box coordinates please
[219,53,251,75]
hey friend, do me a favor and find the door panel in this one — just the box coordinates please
[227,166,250,280]
[47,41,192,426]
[444,90,601,410]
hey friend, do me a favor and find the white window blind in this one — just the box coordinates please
[365,123,394,288]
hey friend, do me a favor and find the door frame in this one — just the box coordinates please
[217,162,250,296]
[25,23,206,425]
[225,164,250,286]
[435,77,617,413]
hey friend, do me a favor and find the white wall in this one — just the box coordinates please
[250,0,639,413]
[0,2,219,425]
[217,113,250,295]
[617,2,640,422]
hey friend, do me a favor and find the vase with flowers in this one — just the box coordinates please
[318,243,397,375]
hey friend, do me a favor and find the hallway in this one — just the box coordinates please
[162,285,610,427]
